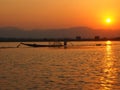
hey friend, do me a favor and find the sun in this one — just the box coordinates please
[106,18,111,23]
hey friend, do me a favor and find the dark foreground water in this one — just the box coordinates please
[0,41,120,90]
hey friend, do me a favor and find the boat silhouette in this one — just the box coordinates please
[18,42,63,48]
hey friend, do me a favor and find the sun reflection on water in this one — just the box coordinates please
[100,41,117,90]
[106,40,112,45]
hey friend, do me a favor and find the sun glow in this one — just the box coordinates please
[106,18,111,23]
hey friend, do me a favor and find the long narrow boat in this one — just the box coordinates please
[20,43,63,47]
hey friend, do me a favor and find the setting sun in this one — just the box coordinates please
[106,18,111,23]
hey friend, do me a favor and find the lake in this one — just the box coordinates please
[0,41,120,90]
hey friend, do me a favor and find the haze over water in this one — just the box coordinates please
[0,41,120,90]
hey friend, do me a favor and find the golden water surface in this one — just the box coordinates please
[0,41,120,90]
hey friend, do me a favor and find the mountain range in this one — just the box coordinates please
[0,26,119,39]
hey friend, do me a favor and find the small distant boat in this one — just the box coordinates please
[96,44,102,46]
[19,42,63,48]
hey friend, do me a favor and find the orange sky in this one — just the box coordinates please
[0,0,120,29]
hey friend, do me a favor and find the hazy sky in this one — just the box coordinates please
[0,0,120,29]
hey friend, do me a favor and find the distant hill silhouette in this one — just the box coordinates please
[0,26,119,39]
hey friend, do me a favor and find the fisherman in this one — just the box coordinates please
[64,40,67,49]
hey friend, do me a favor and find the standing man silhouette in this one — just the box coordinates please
[64,40,67,49]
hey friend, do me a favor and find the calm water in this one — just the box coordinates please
[0,41,120,90]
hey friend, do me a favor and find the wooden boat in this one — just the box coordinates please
[20,43,63,47]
